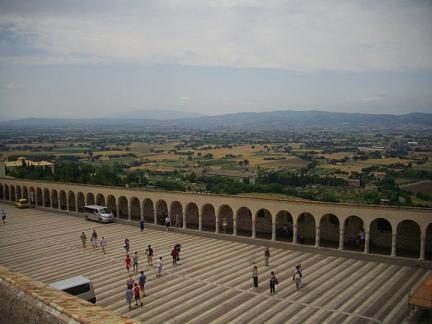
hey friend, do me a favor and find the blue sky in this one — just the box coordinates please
[0,0,431,120]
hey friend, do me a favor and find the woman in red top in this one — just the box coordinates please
[133,282,143,306]
[171,247,178,265]
[125,254,132,272]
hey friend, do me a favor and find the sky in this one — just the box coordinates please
[0,0,431,120]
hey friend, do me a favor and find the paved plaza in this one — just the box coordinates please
[0,203,428,323]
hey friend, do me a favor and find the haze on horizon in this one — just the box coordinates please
[0,0,432,121]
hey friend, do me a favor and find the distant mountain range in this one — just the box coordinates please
[1,110,431,130]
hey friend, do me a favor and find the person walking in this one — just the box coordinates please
[174,243,182,261]
[264,247,270,266]
[133,251,139,273]
[222,217,227,233]
[165,215,171,231]
[359,229,365,249]
[270,271,278,295]
[124,238,130,254]
[252,265,258,288]
[156,257,163,277]
[134,282,143,307]
[145,245,153,266]
[1,209,6,223]
[126,274,134,289]
[125,254,132,273]
[171,247,178,265]
[100,236,107,254]
[80,232,87,248]
[293,264,303,289]
[139,218,145,231]
[126,286,133,310]
[138,271,146,296]
[91,230,98,248]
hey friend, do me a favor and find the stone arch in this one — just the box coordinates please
[16,185,22,199]
[68,191,76,211]
[51,190,59,209]
[96,193,105,206]
[59,190,67,210]
[369,218,392,255]
[297,212,316,245]
[185,202,199,230]
[22,186,28,200]
[36,188,42,206]
[142,198,154,223]
[107,195,117,217]
[77,192,85,212]
[396,220,421,258]
[255,208,272,240]
[28,187,35,205]
[118,196,128,219]
[275,210,293,242]
[236,207,252,237]
[130,197,141,221]
[43,188,50,207]
[4,184,10,200]
[170,201,183,227]
[0,184,3,200]
[319,214,340,248]
[218,204,234,234]
[86,192,95,206]
[10,186,16,201]
[426,223,432,260]
[344,215,364,251]
[201,204,216,232]
[156,200,168,224]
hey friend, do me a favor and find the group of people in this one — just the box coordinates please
[252,248,303,295]
[80,230,107,253]
[125,271,147,309]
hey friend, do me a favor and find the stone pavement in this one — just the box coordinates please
[0,203,428,323]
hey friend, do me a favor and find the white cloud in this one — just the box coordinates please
[0,0,431,71]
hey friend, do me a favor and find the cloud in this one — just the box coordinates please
[0,0,431,71]
[0,82,22,90]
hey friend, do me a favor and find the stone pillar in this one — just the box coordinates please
[154,211,157,225]
[293,224,297,244]
[251,219,256,239]
[364,231,370,254]
[391,233,396,257]
[117,205,120,219]
[42,191,45,207]
[233,218,237,236]
[198,212,202,231]
[66,197,69,211]
[315,227,320,247]
[128,206,131,221]
[75,197,79,213]
[420,234,425,260]
[215,216,219,234]
[57,196,61,209]
[183,207,187,229]
[338,225,344,251]
[271,221,276,241]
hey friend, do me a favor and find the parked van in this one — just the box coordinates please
[49,276,96,304]
[84,205,114,223]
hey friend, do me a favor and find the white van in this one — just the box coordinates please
[84,205,114,223]
[49,276,96,304]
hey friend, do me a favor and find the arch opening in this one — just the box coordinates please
[369,218,392,255]
[170,201,183,227]
[0,184,3,200]
[28,187,35,205]
[4,185,10,200]
[130,197,141,221]
[118,196,128,219]
[86,193,95,206]
[22,186,28,200]
[319,214,340,249]
[59,191,67,210]
[297,212,316,245]
[156,200,168,225]
[185,202,199,230]
[142,199,154,223]
[426,223,432,260]
[107,195,117,217]
[396,220,420,258]
[343,216,364,251]
[219,205,233,234]
[276,210,293,242]
[77,192,85,212]
[36,188,43,206]
[10,186,16,202]
[237,207,252,237]
[201,204,215,232]
[96,194,106,206]
[51,190,59,209]
[68,191,76,211]
[16,186,22,199]
[256,209,272,240]
[43,188,50,207]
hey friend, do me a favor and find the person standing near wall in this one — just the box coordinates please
[165,215,171,231]
[139,218,145,231]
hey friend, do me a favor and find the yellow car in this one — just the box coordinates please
[16,198,30,208]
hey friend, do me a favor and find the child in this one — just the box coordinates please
[125,254,132,272]
[134,282,143,306]
[270,271,278,295]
